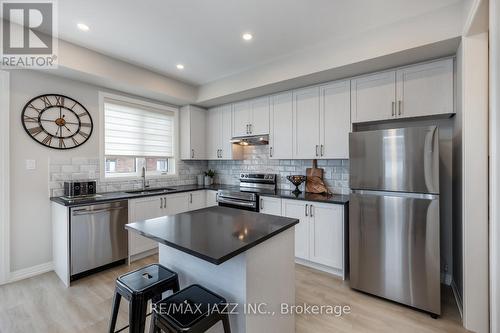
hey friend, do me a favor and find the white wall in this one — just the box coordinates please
[459,32,489,333]
[0,71,10,284]
[490,0,500,332]
[197,1,466,105]
[7,70,204,273]
[9,70,100,272]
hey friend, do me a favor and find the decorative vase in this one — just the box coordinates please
[204,176,213,186]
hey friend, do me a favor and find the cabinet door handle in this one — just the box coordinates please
[246,124,249,134]
[190,193,193,204]
[249,124,252,134]
[315,145,319,157]
[321,145,324,156]
[191,149,194,159]
[398,100,402,116]
[160,197,163,209]
[270,147,273,158]
[305,204,309,217]
[260,198,263,209]
[392,101,395,117]
[220,149,223,158]
[310,204,314,217]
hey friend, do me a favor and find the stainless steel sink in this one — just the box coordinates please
[125,188,176,195]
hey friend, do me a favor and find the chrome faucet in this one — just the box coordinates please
[141,166,149,190]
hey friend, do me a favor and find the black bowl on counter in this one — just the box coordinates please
[286,175,307,194]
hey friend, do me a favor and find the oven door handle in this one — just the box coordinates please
[217,197,257,208]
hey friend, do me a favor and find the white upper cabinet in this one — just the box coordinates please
[293,86,321,159]
[351,58,454,124]
[250,96,270,135]
[351,70,396,123]
[396,58,454,119]
[319,80,351,159]
[206,107,221,160]
[269,92,293,159]
[220,104,234,159]
[232,100,251,137]
[206,105,242,160]
[180,105,206,160]
[232,97,270,137]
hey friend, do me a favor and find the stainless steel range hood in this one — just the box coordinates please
[230,135,269,146]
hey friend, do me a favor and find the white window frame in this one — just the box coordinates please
[99,92,179,181]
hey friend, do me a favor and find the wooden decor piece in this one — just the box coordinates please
[306,159,331,194]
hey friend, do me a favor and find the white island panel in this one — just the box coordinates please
[159,228,295,333]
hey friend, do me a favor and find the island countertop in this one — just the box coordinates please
[125,206,299,265]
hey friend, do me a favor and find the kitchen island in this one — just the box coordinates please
[126,206,299,333]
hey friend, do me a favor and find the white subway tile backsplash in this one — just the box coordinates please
[48,157,208,197]
[208,146,350,194]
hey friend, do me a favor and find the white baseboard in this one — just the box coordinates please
[295,258,344,279]
[451,279,463,318]
[8,262,54,284]
[129,248,159,264]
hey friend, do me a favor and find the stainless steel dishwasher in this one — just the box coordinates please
[70,200,128,278]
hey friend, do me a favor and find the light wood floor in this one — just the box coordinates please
[0,255,468,333]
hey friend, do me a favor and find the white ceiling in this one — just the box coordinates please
[50,0,464,86]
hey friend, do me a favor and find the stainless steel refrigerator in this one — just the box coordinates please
[349,126,440,316]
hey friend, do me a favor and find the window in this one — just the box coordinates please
[101,93,178,179]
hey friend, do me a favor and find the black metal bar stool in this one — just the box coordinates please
[149,284,231,333]
[109,264,180,333]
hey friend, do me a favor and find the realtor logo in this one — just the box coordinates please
[1,0,58,68]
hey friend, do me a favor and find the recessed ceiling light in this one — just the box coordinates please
[242,33,253,41]
[176,64,184,70]
[77,23,90,31]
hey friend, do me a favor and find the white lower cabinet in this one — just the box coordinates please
[259,196,282,216]
[206,190,218,207]
[309,203,343,269]
[129,191,208,260]
[128,196,166,257]
[166,191,206,214]
[281,199,345,277]
[282,199,310,260]
[188,191,206,211]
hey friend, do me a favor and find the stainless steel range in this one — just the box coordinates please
[217,173,277,211]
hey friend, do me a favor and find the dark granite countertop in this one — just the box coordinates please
[50,184,238,207]
[125,206,299,265]
[260,190,349,205]
[50,184,349,207]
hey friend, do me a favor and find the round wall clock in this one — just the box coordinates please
[21,94,93,150]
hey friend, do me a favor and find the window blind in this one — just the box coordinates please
[104,100,175,157]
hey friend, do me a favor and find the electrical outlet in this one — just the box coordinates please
[25,159,36,170]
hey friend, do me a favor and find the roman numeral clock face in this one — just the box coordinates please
[21,94,93,149]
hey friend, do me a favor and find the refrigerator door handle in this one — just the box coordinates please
[351,189,439,200]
